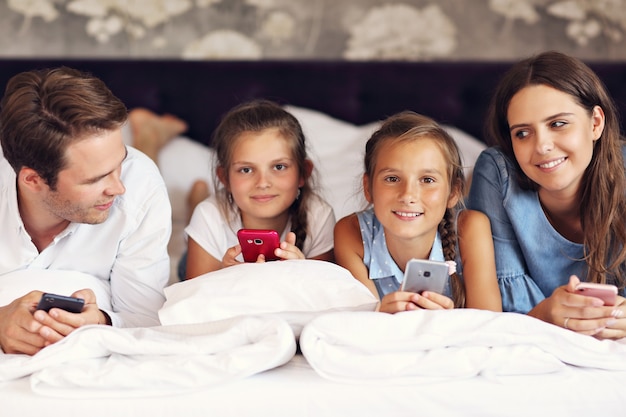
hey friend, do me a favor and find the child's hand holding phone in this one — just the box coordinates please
[274,231,306,260]
[236,229,306,262]
[237,229,281,262]
[375,259,454,313]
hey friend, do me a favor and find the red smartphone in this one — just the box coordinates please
[575,282,618,306]
[237,229,281,262]
[37,293,85,313]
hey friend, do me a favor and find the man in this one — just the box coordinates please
[0,67,171,355]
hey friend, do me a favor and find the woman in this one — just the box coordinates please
[468,51,626,339]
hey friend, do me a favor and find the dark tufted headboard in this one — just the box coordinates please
[1,59,625,145]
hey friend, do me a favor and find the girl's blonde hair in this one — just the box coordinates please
[364,111,467,307]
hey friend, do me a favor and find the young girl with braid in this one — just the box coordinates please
[182,99,335,279]
[334,111,501,312]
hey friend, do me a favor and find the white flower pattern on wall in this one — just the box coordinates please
[8,0,58,22]
[68,0,193,42]
[488,0,540,24]
[260,10,295,45]
[182,30,262,59]
[344,4,457,60]
[489,0,626,46]
[2,0,626,59]
[7,0,195,42]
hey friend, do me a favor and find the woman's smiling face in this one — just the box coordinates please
[507,84,604,198]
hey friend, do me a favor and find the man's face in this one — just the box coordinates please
[41,128,127,225]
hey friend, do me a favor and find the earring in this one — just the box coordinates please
[296,188,301,200]
[228,193,233,204]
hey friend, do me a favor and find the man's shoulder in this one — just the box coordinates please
[123,146,161,173]
[121,147,166,189]
[114,147,169,216]
[0,153,16,197]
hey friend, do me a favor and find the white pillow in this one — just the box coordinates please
[0,269,112,310]
[157,136,217,224]
[159,260,378,336]
[285,105,373,220]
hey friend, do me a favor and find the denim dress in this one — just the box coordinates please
[467,146,626,313]
[356,208,449,299]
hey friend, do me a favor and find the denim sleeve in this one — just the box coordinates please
[468,149,546,313]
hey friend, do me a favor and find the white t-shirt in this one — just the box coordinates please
[0,147,171,327]
[185,194,335,262]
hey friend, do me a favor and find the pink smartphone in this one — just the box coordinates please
[575,282,618,306]
[237,229,281,262]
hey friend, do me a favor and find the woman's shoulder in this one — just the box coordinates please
[475,146,517,172]
[470,146,528,203]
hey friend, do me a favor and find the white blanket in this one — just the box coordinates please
[300,309,626,384]
[0,316,296,398]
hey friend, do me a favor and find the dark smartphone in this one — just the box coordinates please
[400,259,449,294]
[237,229,281,262]
[37,293,85,313]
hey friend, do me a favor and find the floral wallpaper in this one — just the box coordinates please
[0,0,624,60]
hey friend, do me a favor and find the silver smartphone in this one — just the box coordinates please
[400,259,449,294]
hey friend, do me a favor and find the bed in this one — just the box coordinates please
[1,59,626,416]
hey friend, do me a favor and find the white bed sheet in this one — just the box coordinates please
[2,309,626,416]
[300,309,626,383]
[2,353,626,417]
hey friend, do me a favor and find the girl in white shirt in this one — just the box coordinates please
[182,100,335,279]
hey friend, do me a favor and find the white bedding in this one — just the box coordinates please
[0,316,295,398]
[159,260,378,337]
[300,309,626,384]
[2,356,625,417]
[2,310,626,416]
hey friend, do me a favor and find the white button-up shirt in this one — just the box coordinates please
[0,147,171,327]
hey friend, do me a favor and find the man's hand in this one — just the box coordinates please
[33,288,104,347]
[0,291,46,355]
